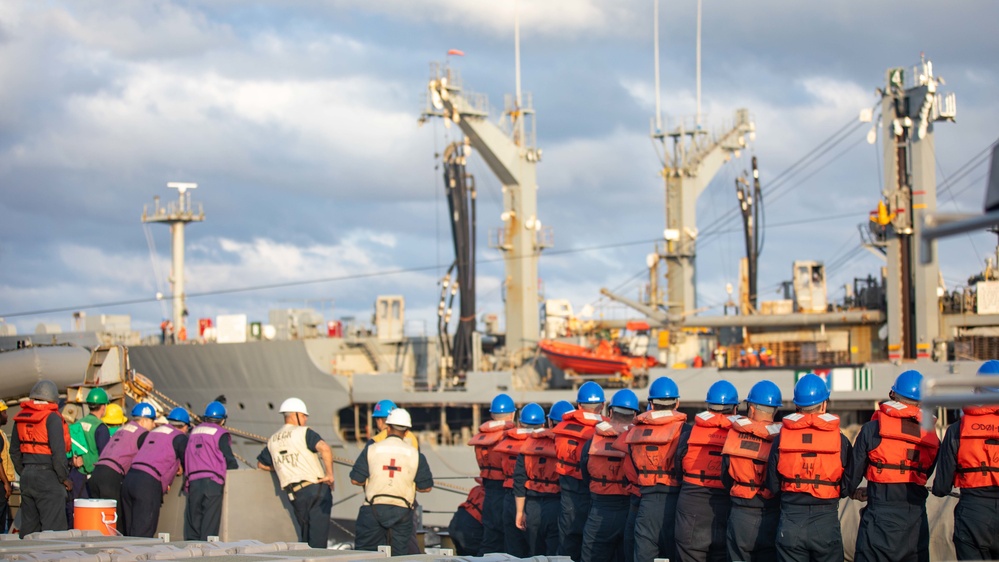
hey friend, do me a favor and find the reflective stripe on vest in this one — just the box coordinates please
[723,416,780,499]
[365,437,420,508]
[267,424,327,489]
[955,406,999,489]
[131,424,183,493]
[94,421,147,475]
[76,414,103,474]
[682,411,732,489]
[626,409,685,487]
[523,429,560,494]
[469,420,510,481]
[777,412,843,499]
[866,401,939,486]
[553,410,604,479]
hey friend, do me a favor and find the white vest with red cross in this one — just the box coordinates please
[364,437,420,508]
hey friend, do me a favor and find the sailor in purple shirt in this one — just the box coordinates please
[183,401,239,541]
[121,407,191,537]
[87,402,157,533]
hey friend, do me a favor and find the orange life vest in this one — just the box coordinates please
[587,422,630,496]
[554,410,605,480]
[954,405,999,489]
[625,409,687,488]
[682,411,732,489]
[14,401,71,457]
[496,428,532,488]
[468,420,513,481]
[523,429,560,494]
[777,412,843,499]
[723,416,780,499]
[459,484,486,523]
[866,401,940,486]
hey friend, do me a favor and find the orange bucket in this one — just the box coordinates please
[73,498,118,536]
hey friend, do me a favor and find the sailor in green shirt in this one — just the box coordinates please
[66,388,110,524]
[102,404,126,437]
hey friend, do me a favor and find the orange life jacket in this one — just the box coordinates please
[459,484,486,523]
[723,416,780,499]
[523,429,560,494]
[496,428,532,488]
[468,420,513,481]
[625,409,687,488]
[554,410,605,480]
[14,401,71,457]
[777,412,843,499]
[587,422,631,496]
[866,401,940,486]
[682,411,732,489]
[955,405,999,489]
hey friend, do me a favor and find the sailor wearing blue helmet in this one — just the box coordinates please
[846,370,940,562]
[371,399,419,450]
[625,376,688,562]
[552,381,607,561]
[580,389,639,562]
[675,380,740,562]
[468,393,517,555]
[765,374,852,562]
[184,401,239,540]
[721,380,782,562]
[931,361,999,560]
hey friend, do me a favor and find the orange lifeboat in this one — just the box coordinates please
[538,339,656,379]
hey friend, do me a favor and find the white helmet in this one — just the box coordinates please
[279,397,309,416]
[385,408,412,429]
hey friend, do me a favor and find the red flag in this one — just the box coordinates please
[447,49,465,56]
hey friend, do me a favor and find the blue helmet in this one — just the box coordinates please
[577,381,605,404]
[548,400,574,422]
[490,393,516,414]
[131,402,156,420]
[706,380,739,406]
[891,370,923,401]
[204,401,227,420]
[520,403,545,425]
[649,376,680,400]
[793,374,830,407]
[977,360,999,392]
[609,389,640,412]
[372,399,397,419]
[747,380,782,407]
[167,407,191,425]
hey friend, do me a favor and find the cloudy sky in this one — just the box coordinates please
[1,0,998,339]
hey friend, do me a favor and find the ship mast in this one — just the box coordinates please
[423,37,549,362]
[142,183,205,340]
[879,56,955,361]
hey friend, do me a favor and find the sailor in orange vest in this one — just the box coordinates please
[580,389,639,562]
[765,373,853,562]
[553,381,607,561]
[674,380,739,562]
[467,393,516,555]
[721,380,783,562]
[448,479,485,555]
[931,360,999,560]
[495,402,544,557]
[10,380,72,537]
[846,370,939,562]
[624,376,688,562]
[515,400,573,556]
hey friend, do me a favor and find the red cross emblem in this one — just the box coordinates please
[382,458,402,478]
